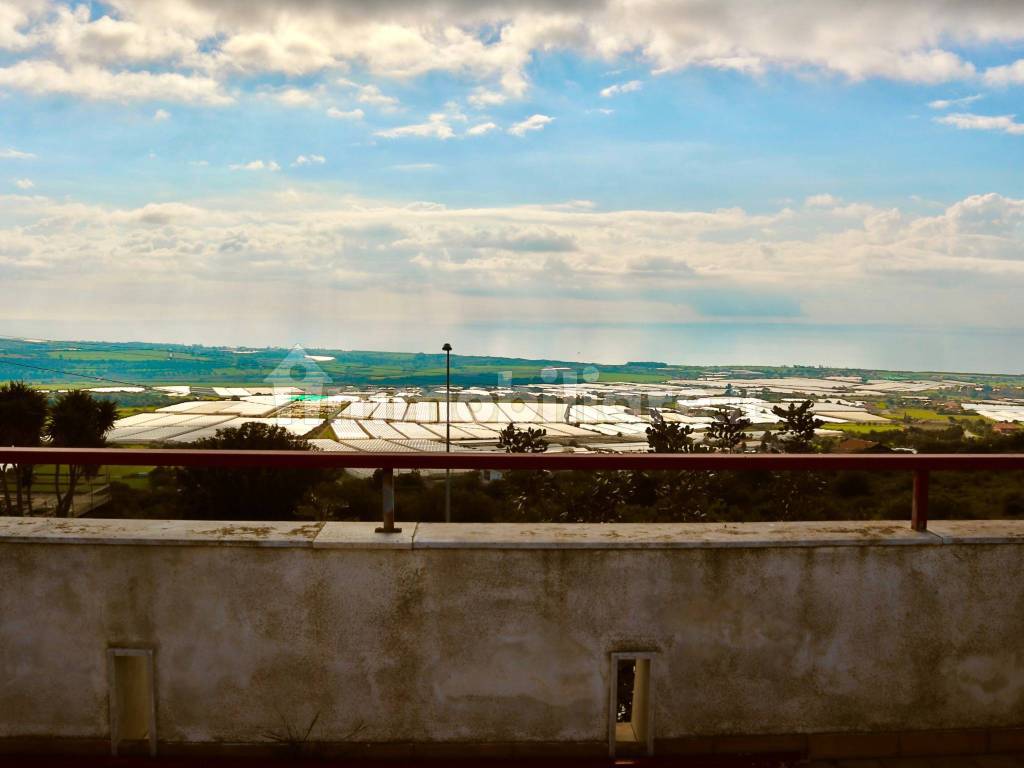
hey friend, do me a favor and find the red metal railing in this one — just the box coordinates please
[3,447,1024,533]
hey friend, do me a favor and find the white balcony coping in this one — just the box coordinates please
[0,517,324,547]
[409,521,941,549]
[926,519,1024,544]
[3,517,1023,549]
[313,520,415,549]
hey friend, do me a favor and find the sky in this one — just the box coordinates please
[2,1,1024,372]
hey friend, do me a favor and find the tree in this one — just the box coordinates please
[496,423,550,520]
[0,381,49,515]
[497,423,549,453]
[48,390,118,517]
[645,411,701,453]
[176,422,327,520]
[705,408,751,453]
[758,430,779,453]
[771,400,824,453]
[643,411,718,521]
[765,400,827,519]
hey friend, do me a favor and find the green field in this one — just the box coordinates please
[105,465,156,490]
[4,337,1024,391]
[1,338,689,387]
[47,350,208,362]
[885,408,946,421]
[822,423,905,435]
[884,408,993,425]
[8,463,155,491]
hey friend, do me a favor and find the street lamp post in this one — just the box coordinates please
[442,342,452,522]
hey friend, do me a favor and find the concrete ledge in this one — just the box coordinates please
[2,518,1020,550]
[411,521,940,549]
[928,519,1024,544]
[0,517,1004,549]
[313,521,417,549]
[0,517,324,547]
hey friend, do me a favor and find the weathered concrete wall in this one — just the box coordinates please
[1,517,1023,755]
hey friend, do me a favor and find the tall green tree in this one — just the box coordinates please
[497,423,551,520]
[0,381,49,515]
[176,422,327,520]
[645,411,702,453]
[645,411,717,522]
[497,423,549,453]
[48,390,118,517]
[705,408,752,453]
[771,400,824,453]
[767,400,827,519]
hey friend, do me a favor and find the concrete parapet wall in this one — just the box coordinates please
[1,517,1023,757]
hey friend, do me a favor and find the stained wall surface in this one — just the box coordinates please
[1,518,1023,753]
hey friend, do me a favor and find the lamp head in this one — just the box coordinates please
[442,343,452,352]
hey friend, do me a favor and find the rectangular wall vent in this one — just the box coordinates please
[608,651,654,757]
[108,648,156,756]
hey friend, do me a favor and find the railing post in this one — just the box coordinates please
[375,467,401,534]
[911,469,929,532]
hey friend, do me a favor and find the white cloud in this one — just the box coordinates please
[106,201,208,226]
[219,29,335,75]
[466,121,497,136]
[468,88,506,108]
[46,6,198,66]
[292,154,326,166]
[935,113,1024,136]
[355,84,399,109]
[600,79,642,98]
[5,190,1024,341]
[272,87,316,107]
[229,160,281,171]
[326,106,364,120]
[5,200,1024,390]
[853,49,975,83]
[551,199,596,210]
[984,59,1024,87]
[338,79,400,110]
[805,193,840,207]
[928,95,981,110]
[153,108,171,121]
[0,0,1016,112]
[0,147,35,159]
[375,113,455,140]
[0,1,43,52]
[14,178,33,189]
[508,114,553,136]
[0,60,232,104]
